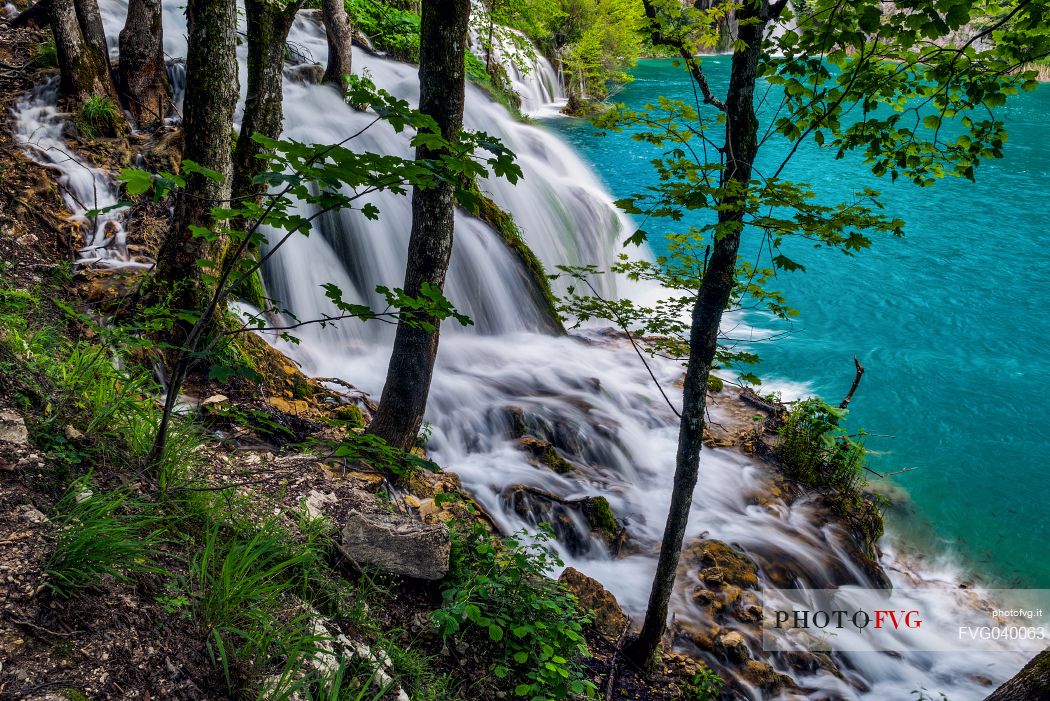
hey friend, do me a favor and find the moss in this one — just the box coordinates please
[707,375,724,393]
[291,376,315,400]
[62,689,91,701]
[462,186,565,334]
[583,496,619,537]
[229,264,267,310]
[331,403,365,427]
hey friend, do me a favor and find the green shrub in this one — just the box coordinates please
[435,524,595,700]
[346,0,421,62]
[775,398,865,495]
[43,476,162,597]
[681,667,724,701]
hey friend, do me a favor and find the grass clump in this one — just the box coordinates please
[78,95,120,138]
[435,523,595,700]
[43,476,162,598]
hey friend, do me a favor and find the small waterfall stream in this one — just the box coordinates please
[10,2,1031,698]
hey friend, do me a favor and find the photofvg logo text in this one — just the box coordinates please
[760,589,1050,652]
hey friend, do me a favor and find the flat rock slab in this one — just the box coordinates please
[0,409,29,445]
[339,509,450,580]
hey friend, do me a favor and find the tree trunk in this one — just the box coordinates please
[48,0,124,118]
[232,0,302,203]
[321,0,353,90]
[985,648,1050,701]
[73,0,109,65]
[623,0,767,668]
[367,0,471,453]
[151,0,238,310]
[118,0,170,129]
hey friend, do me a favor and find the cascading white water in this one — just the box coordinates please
[469,23,567,116]
[12,2,1033,697]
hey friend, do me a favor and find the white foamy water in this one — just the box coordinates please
[11,2,1031,697]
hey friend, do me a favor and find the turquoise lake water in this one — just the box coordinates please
[548,57,1050,588]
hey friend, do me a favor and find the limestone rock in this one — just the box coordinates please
[0,410,28,445]
[740,660,794,693]
[558,566,629,640]
[339,509,449,580]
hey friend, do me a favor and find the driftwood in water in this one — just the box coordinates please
[839,356,865,409]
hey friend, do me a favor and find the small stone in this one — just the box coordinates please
[202,394,229,406]
[63,424,85,441]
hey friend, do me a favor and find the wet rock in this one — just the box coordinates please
[286,63,325,85]
[339,509,449,580]
[716,630,750,662]
[558,566,628,640]
[682,539,760,589]
[517,436,573,474]
[0,409,29,445]
[266,396,312,415]
[740,660,794,693]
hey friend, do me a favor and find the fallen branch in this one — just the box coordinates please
[839,357,865,409]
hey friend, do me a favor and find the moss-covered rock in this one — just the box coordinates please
[582,495,619,537]
[518,436,573,474]
[461,187,564,334]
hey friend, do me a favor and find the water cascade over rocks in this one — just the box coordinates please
[11,1,1031,697]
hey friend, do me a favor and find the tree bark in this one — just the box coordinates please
[985,648,1050,701]
[73,0,109,65]
[623,0,769,668]
[118,0,170,129]
[321,0,353,90]
[151,0,238,309]
[367,0,471,453]
[48,0,124,118]
[232,0,302,203]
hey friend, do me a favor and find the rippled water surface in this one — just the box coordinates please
[550,57,1050,588]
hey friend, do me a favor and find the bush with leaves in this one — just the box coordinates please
[434,523,595,700]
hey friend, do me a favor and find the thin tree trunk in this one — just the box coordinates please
[232,0,302,203]
[623,0,768,668]
[151,0,238,309]
[118,0,170,129]
[321,0,353,90]
[48,0,124,118]
[367,0,471,453]
[73,0,109,66]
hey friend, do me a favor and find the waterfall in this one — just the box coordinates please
[11,2,1031,698]
[470,24,568,116]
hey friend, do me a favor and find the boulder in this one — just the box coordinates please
[339,509,449,580]
[558,566,629,640]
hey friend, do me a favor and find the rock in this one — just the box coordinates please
[339,509,449,580]
[286,63,325,85]
[517,436,573,474]
[202,394,229,406]
[304,490,338,519]
[0,410,29,445]
[682,539,760,589]
[716,630,750,662]
[985,648,1050,701]
[266,396,312,415]
[740,660,794,693]
[63,424,84,441]
[557,566,629,640]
